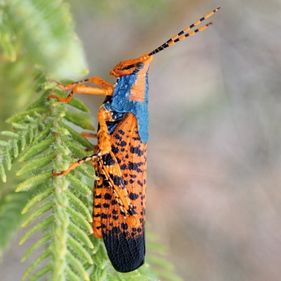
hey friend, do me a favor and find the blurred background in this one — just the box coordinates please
[1,0,281,280]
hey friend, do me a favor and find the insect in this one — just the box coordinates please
[49,7,220,273]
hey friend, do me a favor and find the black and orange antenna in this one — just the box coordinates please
[148,6,221,56]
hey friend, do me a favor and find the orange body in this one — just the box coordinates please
[49,6,220,273]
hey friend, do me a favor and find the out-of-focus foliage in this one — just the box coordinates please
[0,192,29,256]
[0,0,88,79]
[74,0,167,15]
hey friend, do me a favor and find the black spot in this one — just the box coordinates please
[103,180,110,187]
[121,223,128,230]
[130,146,143,156]
[113,215,119,220]
[112,175,123,186]
[128,208,136,216]
[103,203,110,208]
[111,199,117,205]
[129,179,134,184]
[137,180,143,187]
[129,192,139,200]
[112,209,118,214]
[118,129,125,135]
[120,164,127,170]
[104,193,112,200]
[114,134,122,141]
[112,146,119,153]
[101,213,108,219]
[120,140,127,147]
[102,153,115,166]
[112,226,120,234]
[137,227,142,233]
[124,180,128,185]
[128,162,138,171]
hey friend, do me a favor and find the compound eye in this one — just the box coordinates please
[121,64,135,70]
[121,62,143,71]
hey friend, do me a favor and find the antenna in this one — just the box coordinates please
[149,7,220,56]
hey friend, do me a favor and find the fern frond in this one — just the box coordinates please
[13,88,95,281]
[0,112,46,183]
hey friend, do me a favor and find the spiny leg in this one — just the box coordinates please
[57,76,114,91]
[80,132,97,139]
[48,84,113,103]
[52,154,99,176]
[52,76,112,90]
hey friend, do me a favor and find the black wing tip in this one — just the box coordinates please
[104,231,145,273]
[112,257,145,273]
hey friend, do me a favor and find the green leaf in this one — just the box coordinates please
[16,172,52,192]
[21,234,51,262]
[17,153,55,176]
[0,164,6,183]
[62,123,93,148]
[21,201,53,227]
[19,137,55,161]
[68,98,91,113]
[68,235,93,265]
[67,190,92,222]
[67,173,92,196]
[22,185,53,214]
[67,206,93,233]
[27,264,52,281]
[0,192,29,255]
[22,250,51,281]
[20,215,53,245]
[64,108,95,130]
[67,252,90,281]
[68,221,93,249]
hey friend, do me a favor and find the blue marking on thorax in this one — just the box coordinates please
[103,73,149,143]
